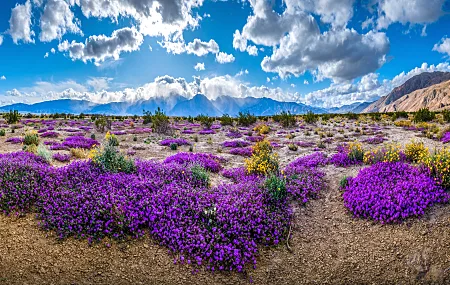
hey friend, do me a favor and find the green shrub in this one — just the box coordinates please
[288,143,298,151]
[0,129,5,136]
[220,114,234,126]
[170,143,178,150]
[392,111,408,121]
[339,176,349,189]
[264,174,287,201]
[4,110,20,124]
[442,110,450,123]
[191,164,210,185]
[196,114,214,129]
[37,144,52,163]
[24,131,39,146]
[143,110,152,125]
[91,146,135,174]
[151,107,172,134]
[237,111,257,127]
[303,111,317,124]
[414,108,435,123]
[95,117,107,132]
[273,111,296,128]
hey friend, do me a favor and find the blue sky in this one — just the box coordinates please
[0,0,450,108]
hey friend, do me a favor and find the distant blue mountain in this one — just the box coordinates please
[0,95,350,116]
[0,99,96,114]
[327,101,373,114]
[169,94,222,116]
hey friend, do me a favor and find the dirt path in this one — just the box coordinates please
[0,164,449,285]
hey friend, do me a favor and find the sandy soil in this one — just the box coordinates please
[0,118,449,284]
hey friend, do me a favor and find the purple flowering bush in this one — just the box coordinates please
[245,136,264,143]
[288,152,329,168]
[52,153,71,162]
[164,152,225,173]
[199,129,215,135]
[441,132,450,144]
[226,130,243,139]
[40,131,59,138]
[284,166,326,204]
[229,147,253,157]
[0,152,52,214]
[342,162,449,224]
[61,136,99,149]
[160,138,190,146]
[6,137,24,144]
[222,140,251,148]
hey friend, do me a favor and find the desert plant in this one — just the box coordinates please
[91,133,135,173]
[264,174,287,201]
[288,143,298,151]
[191,164,210,185]
[414,108,435,123]
[24,131,39,146]
[273,111,296,128]
[197,114,215,129]
[0,129,5,136]
[143,110,152,125]
[151,107,172,134]
[105,132,119,147]
[237,111,257,127]
[70,148,89,159]
[405,140,428,163]
[254,124,270,135]
[95,117,107,132]
[441,110,450,123]
[303,111,317,124]
[37,144,52,162]
[4,110,20,124]
[245,140,279,175]
[170,143,178,150]
[220,114,234,126]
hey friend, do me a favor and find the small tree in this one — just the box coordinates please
[4,110,20,124]
[95,117,107,132]
[414,108,435,123]
[220,114,234,126]
[196,114,214,129]
[237,111,257,127]
[151,107,172,134]
[143,110,152,125]
[303,111,317,124]
[273,111,296,128]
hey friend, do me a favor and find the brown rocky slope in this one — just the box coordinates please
[363,71,450,113]
[380,79,450,112]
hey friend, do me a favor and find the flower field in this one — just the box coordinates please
[0,111,449,284]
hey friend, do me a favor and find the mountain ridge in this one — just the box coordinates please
[363,71,450,113]
[0,95,331,116]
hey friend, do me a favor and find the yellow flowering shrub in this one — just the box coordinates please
[245,140,279,175]
[348,141,364,161]
[70,148,89,159]
[405,140,429,163]
[23,130,39,146]
[363,143,402,164]
[105,131,119,146]
[394,120,412,127]
[253,124,270,135]
[419,147,450,189]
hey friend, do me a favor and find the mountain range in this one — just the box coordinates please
[0,94,333,116]
[4,70,449,116]
[363,71,450,113]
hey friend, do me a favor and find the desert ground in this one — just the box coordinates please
[0,114,448,285]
